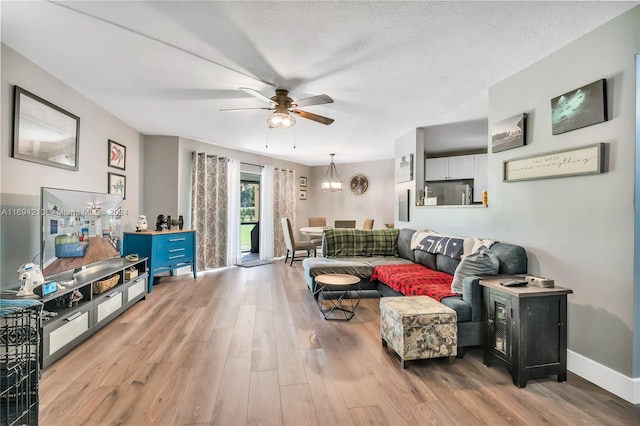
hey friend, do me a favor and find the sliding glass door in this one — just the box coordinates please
[241,174,260,253]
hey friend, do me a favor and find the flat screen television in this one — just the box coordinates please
[41,187,125,278]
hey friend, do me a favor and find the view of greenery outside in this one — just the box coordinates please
[241,181,259,251]
[240,224,253,252]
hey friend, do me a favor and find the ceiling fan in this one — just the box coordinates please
[221,87,335,128]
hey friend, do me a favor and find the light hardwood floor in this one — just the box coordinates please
[40,261,640,425]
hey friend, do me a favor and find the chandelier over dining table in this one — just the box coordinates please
[321,153,343,192]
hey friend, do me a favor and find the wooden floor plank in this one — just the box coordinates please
[280,383,318,426]
[210,357,251,425]
[348,405,389,426]
[302,348,354,426]
[252,308,278,371]
[38,262,640,426]
[228,304,257,359]
[274,312,308,385]
[247,370,283,426]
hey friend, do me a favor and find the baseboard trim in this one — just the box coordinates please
[568,350,640,404]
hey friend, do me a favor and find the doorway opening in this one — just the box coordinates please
[240,172,260,263]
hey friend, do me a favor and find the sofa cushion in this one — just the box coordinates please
[323,228,399,258]
[397,228,416,262]
[304,257,412,280]
[414,250,437,270]
[436,255,460,276]
[371,264,458,301]
[451,247,500,293]
[491,243,527,275]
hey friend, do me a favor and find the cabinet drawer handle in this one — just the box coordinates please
[133,277,144,284]
[169,238,186,242]
[169,254,185,260]
[168,248,185,253]
[106,291,119,298]
[66,312,82,322]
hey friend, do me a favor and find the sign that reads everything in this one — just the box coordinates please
[503,143,605,182]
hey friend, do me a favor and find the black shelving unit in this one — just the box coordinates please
[480,277,573,388]
[0,299,42,426]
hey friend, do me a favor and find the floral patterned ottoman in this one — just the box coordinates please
[380,296,457,368]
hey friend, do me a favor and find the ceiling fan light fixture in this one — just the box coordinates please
[267,111,296,128]
[322,154,343,192]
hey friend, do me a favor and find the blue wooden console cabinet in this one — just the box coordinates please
[123,229,197,292]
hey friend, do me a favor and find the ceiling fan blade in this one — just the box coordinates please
[220,107,273,112]
[292,109,335,125]
[294,94,334,108]
[239,87,277,105]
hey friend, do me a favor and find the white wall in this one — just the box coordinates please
[397,8,639,381]
[307,158,395,231]
[0,44,144,288]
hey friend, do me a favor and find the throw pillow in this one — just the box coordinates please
[451,247,500,293]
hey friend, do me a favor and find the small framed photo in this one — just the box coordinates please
[108,139,126,170]
[299,189,307,200]
[299,176,307,187]
[108,172,126,199]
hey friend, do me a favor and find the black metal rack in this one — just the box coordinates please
[0,299,42,426]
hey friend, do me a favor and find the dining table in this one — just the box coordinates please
[299,226,326,237]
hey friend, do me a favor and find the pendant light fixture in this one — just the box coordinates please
[321,153,343,192]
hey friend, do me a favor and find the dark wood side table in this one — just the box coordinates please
[479,276,573,388]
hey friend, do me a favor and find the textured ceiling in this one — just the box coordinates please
[2,1,637,166]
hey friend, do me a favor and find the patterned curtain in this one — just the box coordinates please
[273,168,296,257]
[191,152,228,270]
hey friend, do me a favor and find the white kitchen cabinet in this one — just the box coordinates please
[447,155,474,179]
[425,155,474,181]
[425,158,448,181]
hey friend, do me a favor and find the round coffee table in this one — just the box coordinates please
[313,273,362,321]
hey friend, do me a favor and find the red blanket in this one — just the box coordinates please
[371,264,459,301]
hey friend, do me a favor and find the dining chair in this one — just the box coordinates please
[308,217,327,246]
[308,217,327,227]
[334,220,356,228]
[281,218,316,266]
[362,218,374,229]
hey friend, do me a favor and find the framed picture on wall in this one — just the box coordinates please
[108,172,126,200]
[396,153,413,182]
[398,189,410,222]
[12,85,80,171]
[551,79,608,135]
[299,189,307,200]
[492,113,527,153]
[108,139,126,170]
[299,176,307,187]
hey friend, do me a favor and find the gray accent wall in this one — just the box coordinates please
[0,44,144,288]
[397,8,640,376]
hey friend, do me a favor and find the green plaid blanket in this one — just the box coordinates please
[323,229,399,258]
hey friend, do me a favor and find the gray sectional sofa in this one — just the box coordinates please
[302,228,527,351]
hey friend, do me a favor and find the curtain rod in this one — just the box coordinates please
[193,151,228,160]
[240,161,264,168]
